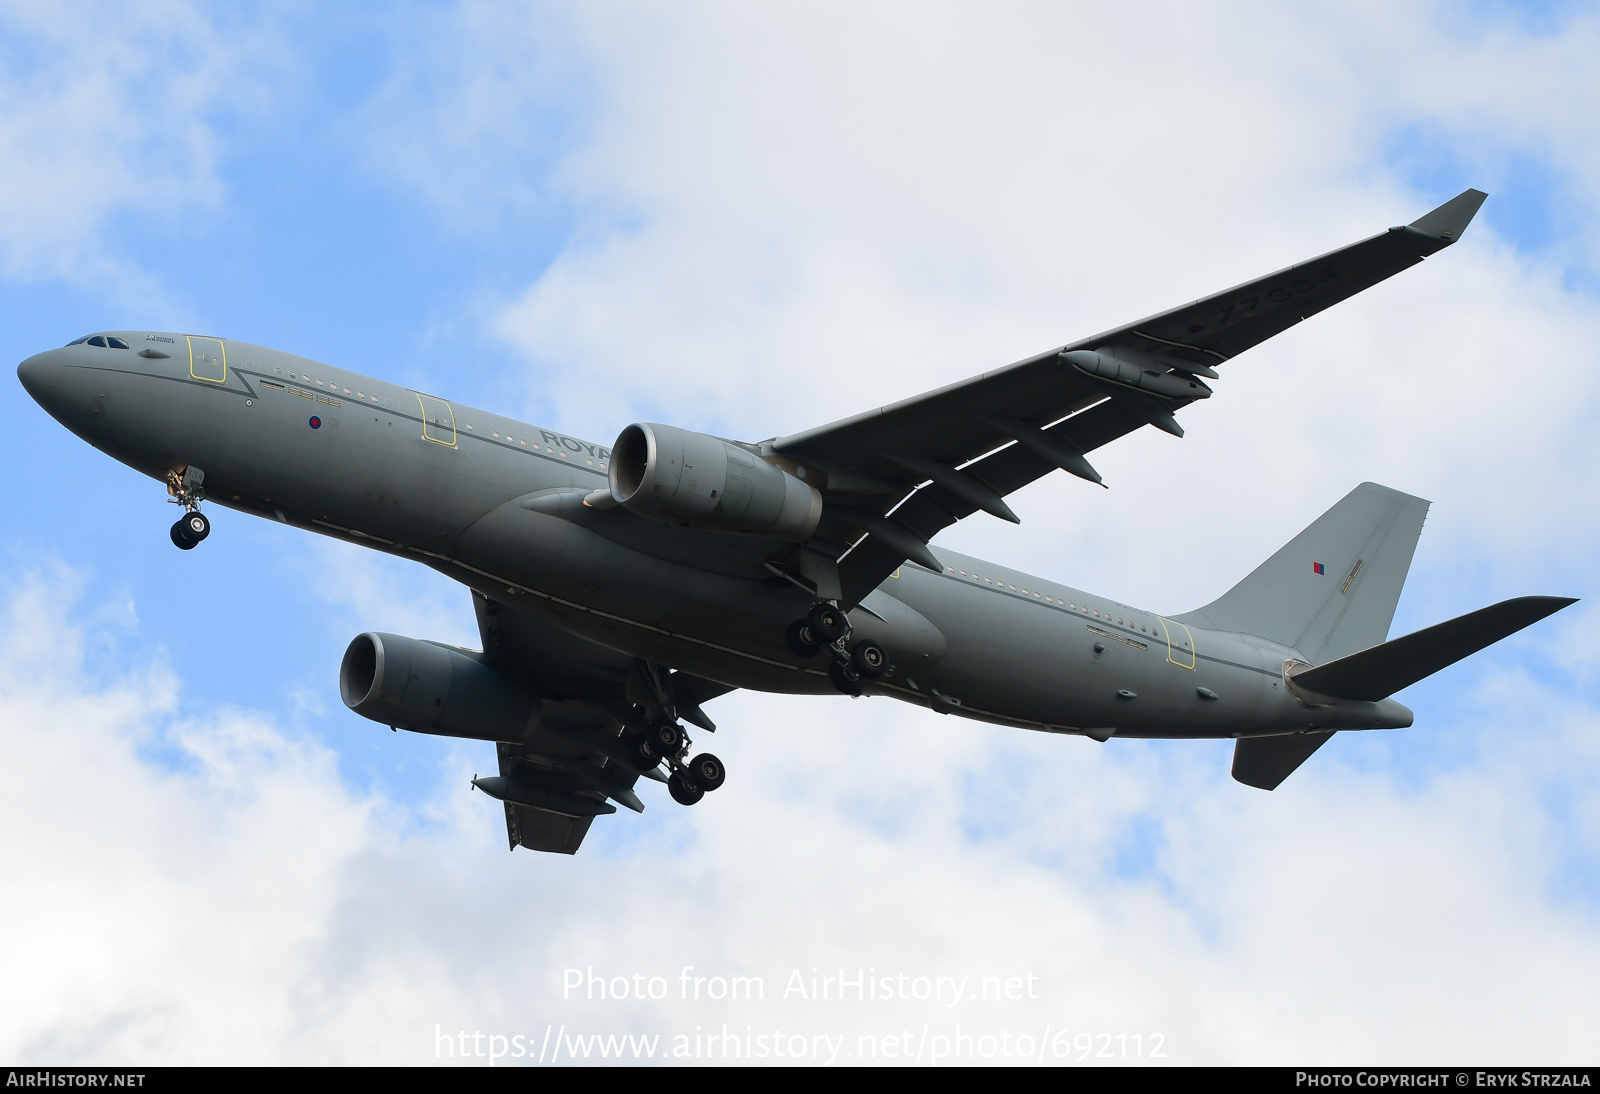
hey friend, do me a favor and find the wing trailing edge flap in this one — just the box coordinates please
[834,397,1147,604]
[1288,595,1576,703]
[495,740,647,855]
[798,190,1487,606]
[504,801,594,855]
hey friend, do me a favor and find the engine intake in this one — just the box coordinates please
[340,632,540,743]
[610,422,822,540]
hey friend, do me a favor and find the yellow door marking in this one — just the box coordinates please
[187,336,226,384]
[416,393,457,446]
[1156,616,1196,669]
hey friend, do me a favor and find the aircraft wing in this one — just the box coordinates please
[771,190,1487,606]
[468,588,735,853]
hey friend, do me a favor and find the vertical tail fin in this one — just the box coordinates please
[1178,483,1430,662]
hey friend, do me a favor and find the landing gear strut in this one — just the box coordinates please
[167,467,209,550]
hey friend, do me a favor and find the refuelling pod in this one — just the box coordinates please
[609,422,822,540]
[471,775,616,818]
[340,631,540,743]
[1060,349,1213,401]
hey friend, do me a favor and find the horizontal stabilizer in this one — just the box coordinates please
[1233,731,1336,791]
[1290,595,1575,702]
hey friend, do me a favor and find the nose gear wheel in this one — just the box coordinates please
[170,511,210,550]
[166,467,209,550]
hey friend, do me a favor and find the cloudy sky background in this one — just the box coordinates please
[2,0,1598,1065]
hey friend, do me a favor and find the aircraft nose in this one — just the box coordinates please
[17,351,59,404]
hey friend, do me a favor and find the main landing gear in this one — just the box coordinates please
[623,719,726,808]
[166,466,210,550]
[621,662,727,808]
[785,600,891,696]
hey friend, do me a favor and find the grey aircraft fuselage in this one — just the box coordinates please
[16,331,1411,743]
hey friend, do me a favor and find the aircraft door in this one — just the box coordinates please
[1156,617,1196,669]
[416,393,456,446]
[187,336,226,383]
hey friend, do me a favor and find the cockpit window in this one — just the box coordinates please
[87,336,108,348]
[107,336,130,349]
[66,335,90,346]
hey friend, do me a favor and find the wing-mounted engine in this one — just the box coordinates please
[609,422,822,540]
[339,631,542,743]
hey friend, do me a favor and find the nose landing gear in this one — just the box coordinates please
[166,467,209,550]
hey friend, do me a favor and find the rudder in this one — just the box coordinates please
[1178,483,1430,662]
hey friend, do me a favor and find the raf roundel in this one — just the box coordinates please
[309,416,321,429]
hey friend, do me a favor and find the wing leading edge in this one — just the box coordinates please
[770,190,1487,606]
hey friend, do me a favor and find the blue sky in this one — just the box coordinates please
[2,1,1598,1065]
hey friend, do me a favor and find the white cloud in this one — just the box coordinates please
[2,570,1597,1064]
[0,0,274,294]
[356,0,588,227]
[0,566,371,1062]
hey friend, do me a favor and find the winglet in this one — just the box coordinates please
[1408,188,1488,242]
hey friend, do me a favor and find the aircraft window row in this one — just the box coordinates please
[468,426,606,467]
[948,565,1153,632]
[69,335,130,349]
[267,364,376,401]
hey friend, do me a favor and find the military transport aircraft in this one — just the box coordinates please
[17,188,1574,854]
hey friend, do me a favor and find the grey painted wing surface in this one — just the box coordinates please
[833,396,1149,603]
[774,189,1485,474]
[494,740,622,855]
[777,191,1485,605]
[1091,188,1488,370]
[472,588,633,699]
[505,800,594,854]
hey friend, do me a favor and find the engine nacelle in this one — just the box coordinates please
[609,422,822,540]
[339,632,540,743]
